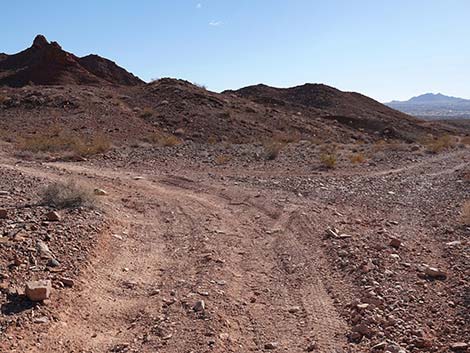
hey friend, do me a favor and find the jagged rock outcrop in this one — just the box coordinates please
[0,35,144,87]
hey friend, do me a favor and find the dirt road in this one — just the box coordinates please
[1,148,468,353]
[1,160,346,353]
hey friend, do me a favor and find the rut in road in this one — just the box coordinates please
[5,161,348,352]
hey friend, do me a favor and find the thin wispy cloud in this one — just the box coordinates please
[209,20,222,27]
[196,3,202,9]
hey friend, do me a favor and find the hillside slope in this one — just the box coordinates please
[225,83,432,141]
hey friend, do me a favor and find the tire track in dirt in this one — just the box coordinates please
[0,158,350,352]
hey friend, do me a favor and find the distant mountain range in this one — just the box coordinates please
[386,93,470,120]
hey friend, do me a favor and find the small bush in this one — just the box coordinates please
[264,141,284,160]
[0,94,8,105]
[40,179,96,209]
[462,201,470,225]
[74,133,111,156]
[159,135,181,147]
[207,136,218,145]
[18,133,75,153]
[194,83,207,90]
[372,139,387,152]
[423,134,456,154]
[145,132,181,147]
[350,153,366,164]
[320,153,337,168]
[273,131,301,144]
[215,155,231,165]
[17,128,111,157]
[140,108,154,119]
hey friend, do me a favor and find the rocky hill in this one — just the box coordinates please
[225,83,442,141]
[0,35,143,87]
[0,36,461,144]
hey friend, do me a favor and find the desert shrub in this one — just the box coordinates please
[273,131,301,144]
[0,94,8,105]
[320,144,338,169]
[462,201,470,225]
[194,82,207,90]
[308,136,323,145]
[215,155,231,165]
[373,139,387,152]
[140,108,154,118]
[349,153,366,164]
[264,141,285,160]
[17,129,111,157]
[74,133,111,156]
[40,179,96,209]
[320,153,337,168]
[423,134,456,153]
[207,136,218,145]
[145,132,181,147]
[18,133,75,153]
[159,135,181,147]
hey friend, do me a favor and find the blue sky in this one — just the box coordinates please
[1,0,469,102]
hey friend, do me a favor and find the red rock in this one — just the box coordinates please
[389,237,401,248]
[425,266,447,279]
[45,211,61,221]
[25,280,52,301]
[60,278,75,287]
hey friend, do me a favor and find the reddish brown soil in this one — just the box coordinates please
[0,141,468,353]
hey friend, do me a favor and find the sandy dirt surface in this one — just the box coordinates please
[0,143,468,353]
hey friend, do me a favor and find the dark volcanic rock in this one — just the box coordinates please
[0,35,143,87]
[78,54,143,86]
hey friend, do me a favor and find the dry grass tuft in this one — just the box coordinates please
[159,135,181,147]
[349,153,366,164]
[74,133,111,156]
[40,179,96,209]
[145,132,181,147]
[273,131,301,144]
[0,94,8,105]
[140,108,154,118]
[264,140,285,160]
[207,136,218,145]
[215,155,231,165]
[17,129,111,157]
[422,134,457,154]
[320,153,337,168]
[320,144,338,169]
[373,139,409,152]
